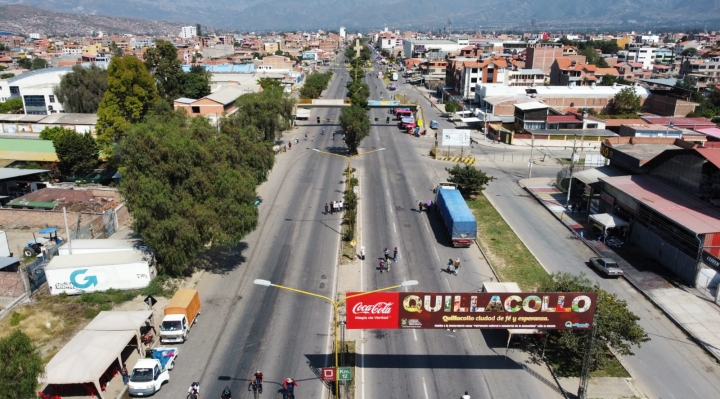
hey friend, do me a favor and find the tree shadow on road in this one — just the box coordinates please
[196,241,249,275]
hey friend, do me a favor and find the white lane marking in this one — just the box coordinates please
[412,328,418,342]
[424,222,430,234]
[422,377,429,399]
[393,222,397,233]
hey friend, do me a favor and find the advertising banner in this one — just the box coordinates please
[440,129,471,147]
[346,292,596,330]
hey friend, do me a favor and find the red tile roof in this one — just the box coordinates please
[547,115,582,123]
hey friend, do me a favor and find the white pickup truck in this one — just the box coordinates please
[128,347,178,396]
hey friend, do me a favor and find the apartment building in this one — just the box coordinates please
[0,67,81,115]
[524,43,563,75]
[181,26,197,39]
[614,62,652,81]
[618,47,674,68]
[679,56,720,88]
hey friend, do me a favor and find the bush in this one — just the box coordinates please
[9,311,27,326]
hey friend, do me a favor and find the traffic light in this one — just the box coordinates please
[386,117,390,124]
[317,117,321,124]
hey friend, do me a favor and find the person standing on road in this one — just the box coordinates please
[461,391,470,399]
[325,203,329,214]
[453,258,461,276]
[384,248,390,261]
[121,363,129,385]
[393,246,399,262]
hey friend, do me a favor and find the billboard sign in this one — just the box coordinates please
[440,129,471,147]
[346,292,596,330]
[302,52,317,60]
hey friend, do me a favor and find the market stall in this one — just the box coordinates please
[589,213,629,242]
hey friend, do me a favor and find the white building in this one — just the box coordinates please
[0,65,107,115]
[619,47,674,67]
[180,26,197,39]
[403,39,461,59]
[339,27,346,39]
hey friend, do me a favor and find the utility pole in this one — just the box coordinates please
[565,132,578,209]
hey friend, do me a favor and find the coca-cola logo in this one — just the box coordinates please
[352,302,394,314]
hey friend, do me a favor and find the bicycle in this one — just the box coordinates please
[248,382,262,399]
[187,391,199,399]
[282,390,295,399]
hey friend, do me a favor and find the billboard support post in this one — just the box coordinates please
[577,316,597,399]
[253,279,418,398]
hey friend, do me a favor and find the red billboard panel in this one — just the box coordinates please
[346,292,596,330]
[345,292,399,329]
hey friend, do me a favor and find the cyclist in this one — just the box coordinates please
[284,378,298,397]
[188,381,200,399]
[221,386,232,399]
[252,371,264,394]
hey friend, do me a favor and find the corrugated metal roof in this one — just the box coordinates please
[600,175,720,235]
[696,148,720,170]
[0,167,49,180]
[572,166,625,185]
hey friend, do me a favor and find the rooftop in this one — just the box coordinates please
[515,101,548,111]
[0,138,58,162]
[0,167,49,180]
[600,175,720,235]
[38,113,98,125]
[606,140,683,164]
[528,129,618,137]
[641,117,716,127]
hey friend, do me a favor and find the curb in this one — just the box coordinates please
[436,156,477,165]
[521,182,720,365]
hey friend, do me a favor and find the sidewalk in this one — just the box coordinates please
[520,178,720,364]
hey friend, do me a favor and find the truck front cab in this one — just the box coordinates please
[128,359,169,396]
[434,182,458,202]
[160,314,188,343]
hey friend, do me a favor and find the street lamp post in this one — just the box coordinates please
[253,279,419,398]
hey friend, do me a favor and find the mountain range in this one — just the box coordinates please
[1,0,719,32]
[0,4,184,36]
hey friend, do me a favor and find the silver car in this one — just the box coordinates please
[590,257,624,276]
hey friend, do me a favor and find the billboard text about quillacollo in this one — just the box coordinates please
[345,292,596,330]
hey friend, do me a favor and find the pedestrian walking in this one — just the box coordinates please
[360,246,366,260]
[325,203,329,214]
[393,246,398,262]
[330,201,334,214]
[312,135,315,141]
[453,258,461,276]
[288,141,292,149]
[384,248,389,261]
[121,363,129,385]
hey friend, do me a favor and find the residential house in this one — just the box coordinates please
[675,41,701,56]
[679,56,720,88]
[173,86,244,124]
[614,62,652,81]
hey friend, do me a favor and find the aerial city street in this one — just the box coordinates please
[2,2,720,399]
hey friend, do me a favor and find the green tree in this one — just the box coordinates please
[598,75,632,87]
[609,87,642,115]
[232,86,295,142]
[120,112,264,274]
[275,49,284,56]
[300,71,333,99]
[31,57,47,70]
[0,98,23,113]
[144,40,186,100]
[258,77,281,90]
[48,128,99,175]
[17,57,31,70]
[0,329,44,399]
[109,41,123,57]
[183,65,211,99]
[536,273,649,376]
[96,55,158,157]
[0,72,13,79]
[444,101,460,114]
[54,64,109,113]
[446,164,496,197]
[681,47,698,57]
[39,126,66,142]
[340,104,370,154]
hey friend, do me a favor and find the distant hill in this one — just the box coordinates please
[0,4,186,36]
[0,0,719,31]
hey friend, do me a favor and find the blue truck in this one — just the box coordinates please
[434,183,477,247]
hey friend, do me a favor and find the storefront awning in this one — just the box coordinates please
[573,166,624,185]
[590,213,629,229]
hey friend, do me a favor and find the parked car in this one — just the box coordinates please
[589,257,624,277]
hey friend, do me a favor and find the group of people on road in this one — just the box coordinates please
[325,201,344,214]
[443,258,462,276]
[379,246,399,273]
[186,373,298,399]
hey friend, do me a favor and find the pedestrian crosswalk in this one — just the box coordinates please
[436,156,477,165]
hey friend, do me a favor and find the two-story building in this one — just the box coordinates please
[679,56,720,88]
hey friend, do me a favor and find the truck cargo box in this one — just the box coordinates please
[436,187,477,247]
[45,251,154,295]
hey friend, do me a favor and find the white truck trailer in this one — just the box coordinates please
[45,251,154,295]
[57,239,147,256]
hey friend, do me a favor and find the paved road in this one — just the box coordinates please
[149,67,352,399]
[355,67,562,399]
[396,79,720,399]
